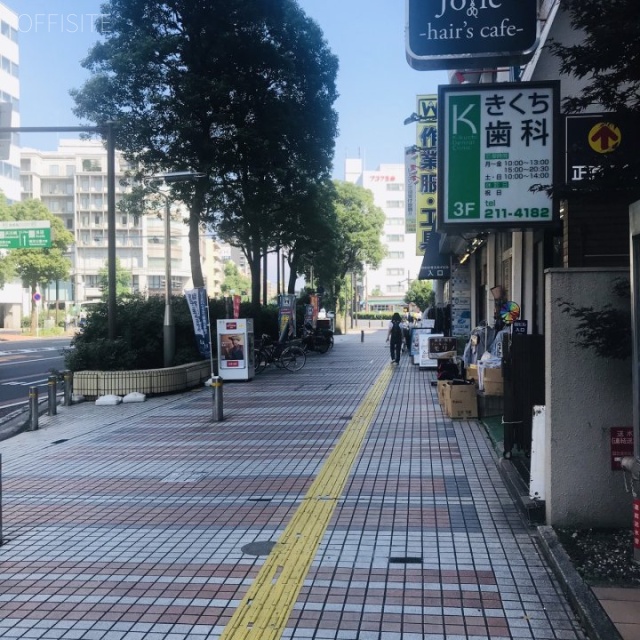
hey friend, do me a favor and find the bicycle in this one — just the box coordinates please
[254,334,306,373]
[299,323,333,354]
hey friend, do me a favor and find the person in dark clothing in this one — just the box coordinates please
[386,312,403,364]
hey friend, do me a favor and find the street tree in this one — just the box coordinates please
[404,279,435,312]
[72,0,338,304]
[98,257,132,298]
[314,181,386,305]
[221,261,251,299]
[549,0,640,198]
[1,200,73,332]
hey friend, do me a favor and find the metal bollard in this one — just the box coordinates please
[63,370,73,406]
[28,386,39,431]
[47,375,57,416]
[212,376,224,422]
[361,330,364,343]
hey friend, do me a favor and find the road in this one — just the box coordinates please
[0,337,70,419]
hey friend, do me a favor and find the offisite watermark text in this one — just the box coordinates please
[17,13,111,34]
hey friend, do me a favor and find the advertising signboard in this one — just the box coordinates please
[438,81,559,233]
[404,146,418,234]
[565,113,640,184]
[415,95,438,256]
[406,0,539,71]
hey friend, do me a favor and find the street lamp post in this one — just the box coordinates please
[146,171,204,368]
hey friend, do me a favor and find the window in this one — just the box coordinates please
[387,251,405,260]
[81,215,89,227]
[386,217,404,226]
[386,200,404,208]
[82,159,102,172]
[386,234,404,243]
[49,165,60,176]
[121,215,127,225]
[386,183,404,191]
[386,268,404,276]
[85,275,100,288]
[94,214,102,225]
[386,284,404,293]
[148,275,163,289]
[20,159,31,171]
[65,219,73,230]
[66,165,75,177]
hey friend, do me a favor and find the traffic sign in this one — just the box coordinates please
[33,292,41,302]
[0,220,51,249]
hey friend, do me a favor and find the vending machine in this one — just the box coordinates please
[216,318,255,381]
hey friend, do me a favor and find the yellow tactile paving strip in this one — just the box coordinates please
[220,364,394,640]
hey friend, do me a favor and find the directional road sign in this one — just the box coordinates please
[0,220,51,249]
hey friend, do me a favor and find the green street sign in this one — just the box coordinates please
[0,221,52,249]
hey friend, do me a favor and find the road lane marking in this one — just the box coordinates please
[220,364,393,640]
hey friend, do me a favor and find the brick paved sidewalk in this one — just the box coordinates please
[0,331,587,639]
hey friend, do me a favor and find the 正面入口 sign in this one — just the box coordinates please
[406,0,538,71]
[565,113,640,184]
[438,81,559,232]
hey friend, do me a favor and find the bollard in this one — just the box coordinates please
[212,376,224,422]
[368,321,371,328]
[63,370,73,406]
[28,386,39,431]
[47,375,57,416]
[361,330,364,343]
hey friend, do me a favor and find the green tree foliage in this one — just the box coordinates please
[98,257,132,298]
[404,279,435,311]
[549,0,640,198]
[313,181,386,305]
[72,0,338,304]
[221,261,251,299]
[0,200,73,332]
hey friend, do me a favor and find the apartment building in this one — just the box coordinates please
[20,139,225,307]
[344,158,423,311]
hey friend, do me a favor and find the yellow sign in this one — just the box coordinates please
[415,94,438,256]
[588,122,621,154]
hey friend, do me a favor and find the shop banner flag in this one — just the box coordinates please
[278,294,296,341]
[185,287,211,359]
[233,294,241,319]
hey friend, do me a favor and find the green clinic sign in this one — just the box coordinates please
[438,82,559,232]
[0,220,52,248]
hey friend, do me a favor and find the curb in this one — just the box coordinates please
[537,526,623,640]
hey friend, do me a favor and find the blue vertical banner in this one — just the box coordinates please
[185,287,212,360]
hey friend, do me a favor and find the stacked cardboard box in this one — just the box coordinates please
[438,381,478,419]
[482,367,504,396]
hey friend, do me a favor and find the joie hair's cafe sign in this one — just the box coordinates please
[406,0,538,71]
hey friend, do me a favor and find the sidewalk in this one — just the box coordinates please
[0,329,626,639]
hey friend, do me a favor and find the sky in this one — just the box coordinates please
[7,0,449,178]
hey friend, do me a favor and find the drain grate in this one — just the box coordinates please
[241,540,276,556]
[51,439,69,445]
[389,556,423,564]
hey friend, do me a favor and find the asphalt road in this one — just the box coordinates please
[0,337,70,419]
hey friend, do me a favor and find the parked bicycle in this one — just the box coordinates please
[254,334,306,373]
[299,322,334,354]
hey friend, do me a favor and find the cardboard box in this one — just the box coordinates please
[467,364,478,386]
[482,367,504,396]
[446,382,478,419]
[437,380,449,407]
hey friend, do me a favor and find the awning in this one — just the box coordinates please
[418,230,450,280]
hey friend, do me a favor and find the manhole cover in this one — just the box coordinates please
[241,540,276,556]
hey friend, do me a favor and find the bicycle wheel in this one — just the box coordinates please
[254,348,268,374]
[315,338,330,354]
[280,345,306,372]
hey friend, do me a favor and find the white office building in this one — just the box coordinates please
[0,2,19,203]
[20,139,225,311]
[344,158,423,311]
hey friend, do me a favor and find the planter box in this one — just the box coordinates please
[73,361,211,398]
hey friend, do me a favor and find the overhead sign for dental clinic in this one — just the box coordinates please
[406,0,538,70]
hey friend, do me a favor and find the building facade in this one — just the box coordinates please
[20,139,225,312]
[344,158,422,312]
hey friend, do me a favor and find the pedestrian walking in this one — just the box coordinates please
[386,312,403,364]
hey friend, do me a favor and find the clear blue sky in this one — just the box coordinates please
[8,0,448,177]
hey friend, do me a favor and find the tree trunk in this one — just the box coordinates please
[249,253,261,305]
[286,254,297,294]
